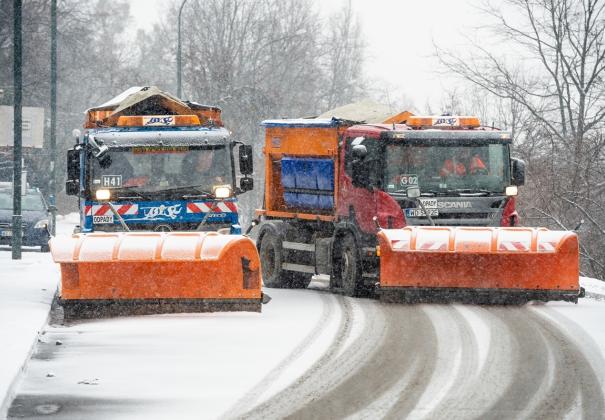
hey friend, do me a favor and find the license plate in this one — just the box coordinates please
[419,198,438,209]
[0,230,12,237]
[93,215,114,224]
[406,208,439,217]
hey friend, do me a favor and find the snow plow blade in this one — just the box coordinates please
[50,232,262,318]
[377,227,582,304]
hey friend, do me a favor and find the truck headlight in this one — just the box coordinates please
[34,219,48,229]
[213,185,232,198]
[96,189,111,200]
[505,186,518,196]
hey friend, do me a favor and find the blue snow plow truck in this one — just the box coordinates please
[64,87,254,234]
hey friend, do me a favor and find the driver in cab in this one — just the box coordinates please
[440,149,487,177]
[182,150,226,185]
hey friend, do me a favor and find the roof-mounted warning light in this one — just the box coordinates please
[116,115,201,127]
[407,115,481,129]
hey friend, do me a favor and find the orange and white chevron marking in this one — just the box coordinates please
[85,204,138,216]
[186,201,238,213]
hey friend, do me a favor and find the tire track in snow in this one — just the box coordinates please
[481,307,551,419]
[242,297,386,420]
[417,306,520,419]
[524,309,605,419]
[221,292,339,419]
[399,304,481,420]
[284,304,438,420]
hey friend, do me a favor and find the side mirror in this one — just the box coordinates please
[351,144,370,188]
[239,145,253,175]
[65,180,79,196]
[407,186,420,198]
[88,135,111,167]
[240,177,253,192]
[512,158,525,186]
[47,205,57,213]
[67,148,80,180]
[352,144,367,159]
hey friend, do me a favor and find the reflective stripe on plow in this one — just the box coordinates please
[498,241,529,251]
[418,241,448,251]
[538,241,557,252]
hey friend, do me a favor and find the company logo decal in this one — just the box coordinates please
[143,204,182,220]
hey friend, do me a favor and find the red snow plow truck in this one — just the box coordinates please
[254,104,583,304]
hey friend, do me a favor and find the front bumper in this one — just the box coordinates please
[0,227,49,247]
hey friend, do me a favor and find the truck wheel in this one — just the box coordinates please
[334,234,361,296]
[259,230,286,288]
[259,229,313,289]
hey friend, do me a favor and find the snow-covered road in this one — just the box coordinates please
[6,278,605,419]
[3,214,605,419]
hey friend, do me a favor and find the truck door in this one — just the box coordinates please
[338,136,380,233]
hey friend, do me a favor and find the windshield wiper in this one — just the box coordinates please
[392,189,440,196]
[447,188,494,196]
[114,187,149,200]
[158,185,213,198]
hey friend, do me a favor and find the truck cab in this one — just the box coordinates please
[340,116,525,232]
[65,87,253,234]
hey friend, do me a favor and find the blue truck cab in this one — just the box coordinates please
[64,87,254,234]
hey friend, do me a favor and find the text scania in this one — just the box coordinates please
[437,201,473,209]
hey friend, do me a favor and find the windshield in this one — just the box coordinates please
[90,145,232,197]
[0,191,46,211]
[384,143,510,195]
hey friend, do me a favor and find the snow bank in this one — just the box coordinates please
[581,276,605,301]
[0,251,58,417]
[0,213,78,417]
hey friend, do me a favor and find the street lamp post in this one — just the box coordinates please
[176,0,189,99]
[50,0,57,236]
[12,0,23,260]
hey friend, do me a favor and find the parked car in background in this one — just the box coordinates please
[0,185,51,252]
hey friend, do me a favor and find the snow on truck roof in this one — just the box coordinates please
[261,118,341,128]
[84,87,223,129]
[316,99,402,124]
[262,100,413,128]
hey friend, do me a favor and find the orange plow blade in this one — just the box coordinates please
[377,227,583,304]
[50,232,262,318]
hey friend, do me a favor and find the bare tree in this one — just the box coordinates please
[436,0,605,278]
[320,0,366,109]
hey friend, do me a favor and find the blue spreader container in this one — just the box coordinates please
[281,157,334,210]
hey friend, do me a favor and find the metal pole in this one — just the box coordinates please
[177,0,188,99]
[50,0,57,236]
[12,0,22,259]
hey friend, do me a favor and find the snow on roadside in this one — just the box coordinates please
[0,249,58,417]
[581,276,605,300]
[0,213,78,417]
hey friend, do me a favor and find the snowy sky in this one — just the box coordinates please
[128,0,490,110]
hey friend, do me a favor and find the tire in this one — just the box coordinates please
[332,233,362,296]
[259,228,313,289]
